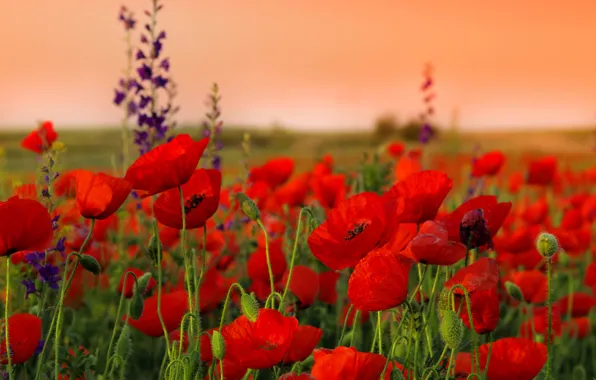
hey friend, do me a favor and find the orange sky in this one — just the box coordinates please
[1,0,595,131]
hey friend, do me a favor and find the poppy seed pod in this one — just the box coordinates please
[78,254,101,276]
[439,310,464,349]
[211,330,226,360]
[504,281,524,303]
[240,293,260,322]
[236,192,260,221]
[536,232,559,258]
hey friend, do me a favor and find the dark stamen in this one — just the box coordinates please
[184,193,206,214]
[344,222,369,241]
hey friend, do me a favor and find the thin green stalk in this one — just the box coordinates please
[54,219,95,379]
[218,283,245,331]
[444,349,456,380]
[178,187,195,334]
[256,219,275,307]
[4,258,13,380]
[546,258,553,380]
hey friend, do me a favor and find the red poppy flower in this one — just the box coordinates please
[386,170,452,223]
[311,174,347,209]
[75,171,132,220]
[561,317,591,339]
[308,192,400,271]
[526,156,557,186]
[54,169,82,198]
[521,196,549,225]
[125,134,209,197]
[127,291,188,337]
[282,266,320,309]
[471,151,506,177]
[0,313,42,364]
[556,292,596,318]
[436,195,511,244]
[0,197,53,257]
[21,121,57,154]
[317,271,340,305]
[13,184,38,200]
[284,325,323,364]
[401,221,466,265]
[275,173,310,208]
[348,247,413,312]
[153,169,221,229]
[457,338,546,380]
[222,308,298,369]
[506,270,548,304]
[394,151,422,181]
[311,346,386,380]
[117,268,157,298]
[247,238,287,283]
[387,142,405,158]
[250,157,294,189]
[520,304,562,340]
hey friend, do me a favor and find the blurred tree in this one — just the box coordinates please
[373,113,400,142]
[400,119,439,142]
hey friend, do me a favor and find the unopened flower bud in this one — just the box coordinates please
[240,293,260,322]
[147,234,163,266]
[536,232,559,258]
[78,254,101,276]
[504,281,524,302]
[236,193,260,221]
[130,292,144,320]
[135,272,153,295]
[439,310,464,349]
[211,330,226,360]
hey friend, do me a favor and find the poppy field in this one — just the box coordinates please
[2,3,596,380]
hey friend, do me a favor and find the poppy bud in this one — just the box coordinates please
[504,281,524,302]
[240,293,260,322]
[211,330,226,360]
[147,234,163,266]
[130,292,144,320]
[536,232,559,258]
[135,272,153,295]
[459,208,493,249]
[439,310,464,349]
[115,325,132,361]
[78,254,101,276]
[572,365,586,380]
[236,193,260,221]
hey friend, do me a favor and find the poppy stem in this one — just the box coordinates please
[256,219,275,308]
[178,187,195,338]
[482,333,494,379]
[4,258,13,380]
[152,218,172,361]
[546,257,553,380]
[279,207,312,313]
[337,304,354,346]
[444,348,456,380]
[448,285,479,377]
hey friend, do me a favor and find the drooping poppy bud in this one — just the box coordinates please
[130,293,144,320]
[440,310,464,350]
[78,254,101,275]
[504,281,524,303]
[211,330,226,360]
[240,293,260,322]
[236,193,260,221]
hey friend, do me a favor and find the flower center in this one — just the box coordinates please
[184,193,206,214]
[344,222,369,241]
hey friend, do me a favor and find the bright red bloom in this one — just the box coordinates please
[153,169,221,229]
[127,291,188,337]
[284,325,323,364]
[0,197,53,257]
[247,239,287,283]
[526,156,557,186]
[471,151,505,177]
[282,265,320,309]
[311,346,386,380]
[311,173,347,209]
[308,192,400,270]
[318,271,340,305]
[386,170,452,223]
[522,196,549,225]
[507,270,548,304]
[21,121,57,154]
[275,173,310,208]
[348,247,413,312]
[222,308,298,369]
[387,142,405,158]
[401,221,466,265]
[250,157,295,189]
[13,184,38,200]
[117,268,157,298]
[0,313,42,364]
[125,134,209,197]
[394,151,422,181]
[556,292,596,317]
[54,169,82,198]
[75,170,132,220]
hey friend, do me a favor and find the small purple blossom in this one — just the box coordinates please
[21,279,37,299]
[35,340,45,355]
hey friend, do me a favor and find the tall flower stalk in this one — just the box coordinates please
[201,83,224,170]
[418,62,436,145]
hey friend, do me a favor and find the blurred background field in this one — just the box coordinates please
[0,125,594,185]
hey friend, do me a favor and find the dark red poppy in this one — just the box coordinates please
[282,265,320,309]
[436,195,511,244]
[386,170,452,223]
[0,196,53,257]
[284,325,323,364]
[75,171,132,220]
[471,150,505,177]
[125,134,209,197]
[348,247,413,312]
[222,308,298,369]
[250,157,295,189]
[0,313,42,364]
[526,156,557,186]
[317,271,340,305]
[311,346,386,380]
[21,121,57,154]
[401,221,466,265]
[127,291,188,337]
[117,268,157,298]
[308,192,400,270]
[153,169,221,229]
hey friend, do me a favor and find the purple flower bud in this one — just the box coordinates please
[160,58,170,71]
[137,64,152,80]
[113,90,126,106]
[136,50,146,60]
[460,208,493,250]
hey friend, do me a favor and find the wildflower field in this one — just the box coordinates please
[2,3,596,380]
